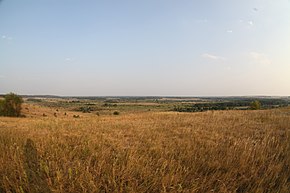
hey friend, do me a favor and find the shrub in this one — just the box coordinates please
[75,106,93,113]
[0,93,23,117]
[113,111,120,115]
[0,100,4,116]
[250,100,261,110]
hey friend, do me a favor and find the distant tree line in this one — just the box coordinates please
[173,99,289,112]
[0,93,23,117]
[173,102,239,112]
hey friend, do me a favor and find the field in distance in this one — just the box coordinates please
[0,96,289,192]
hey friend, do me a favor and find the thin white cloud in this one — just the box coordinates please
[65,58,72,61]
[250,52,272,65]
[239,19,254,28]
[248,21,254,26]
[202,53,226,61]
[1,35,13,41]
[226,30,233,33]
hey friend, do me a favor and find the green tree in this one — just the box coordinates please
[0,99,4,116]
[0,93,23,117]
[250,100,261,110]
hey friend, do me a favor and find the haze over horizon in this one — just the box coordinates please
[1,0,290,96]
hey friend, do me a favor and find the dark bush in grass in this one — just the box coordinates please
[113,111,120,115]
[0,93,23,117]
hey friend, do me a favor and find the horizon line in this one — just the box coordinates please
[1,93,289,98]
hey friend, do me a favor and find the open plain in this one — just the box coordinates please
[0,97,289,192]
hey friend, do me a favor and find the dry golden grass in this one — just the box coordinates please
[0,106,289,192]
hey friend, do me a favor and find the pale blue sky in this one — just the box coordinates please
[0,0,289,96]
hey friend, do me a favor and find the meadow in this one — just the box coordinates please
[0,99,289,192]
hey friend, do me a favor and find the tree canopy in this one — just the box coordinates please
[250,100,261,110]
[0,93,23,117]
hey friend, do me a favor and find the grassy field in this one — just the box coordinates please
[0,102,289,192]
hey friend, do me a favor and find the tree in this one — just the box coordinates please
[0,93,23,117]
[0,99,4,116]
[250,100,261,110]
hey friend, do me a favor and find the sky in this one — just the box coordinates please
[0,0,290,96]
